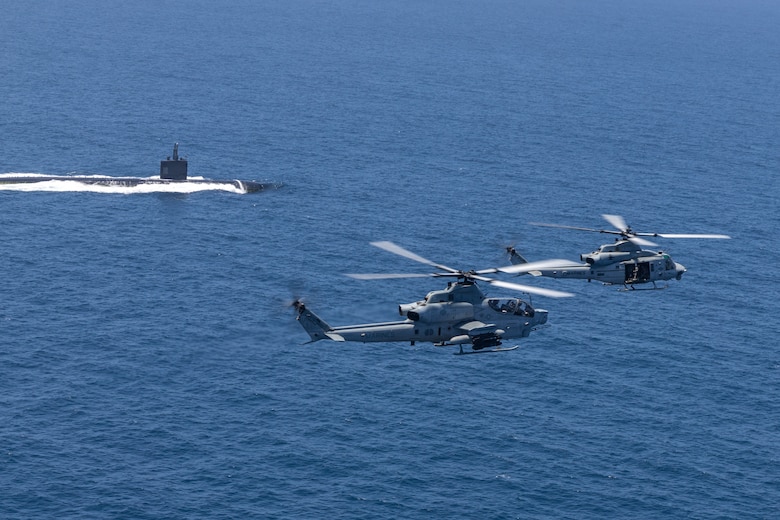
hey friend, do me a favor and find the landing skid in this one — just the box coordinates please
[619,281,669,291]
[455,345,519,355]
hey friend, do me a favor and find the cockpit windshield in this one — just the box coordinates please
[487,298,534,317]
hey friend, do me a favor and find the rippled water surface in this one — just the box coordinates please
[1,1,778,518]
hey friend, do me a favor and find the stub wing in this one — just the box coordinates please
[448,321,505,350]
[457,320,500,336]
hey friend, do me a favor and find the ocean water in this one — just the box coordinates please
[1,1,779,518]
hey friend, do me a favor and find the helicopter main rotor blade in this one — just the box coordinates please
[601,214,660,245]
[370,241,459,274]
[349,272,573,298]
[528,222,619,235]
[362,241,575,297]
[534,215,730,246]
[602,214,629,233]
[643,233,732,239]
[626,235,658,247]
[478,258,581,275]
[472,276,574,298]
[346,273,435,280]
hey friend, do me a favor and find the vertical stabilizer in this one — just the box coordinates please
[507,246,528,265]
[293,301,342,342]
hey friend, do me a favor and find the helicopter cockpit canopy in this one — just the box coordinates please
[487,298,534,317]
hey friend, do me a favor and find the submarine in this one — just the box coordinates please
[0,143,273,193]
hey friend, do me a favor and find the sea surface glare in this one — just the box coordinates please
[1,1,778,518]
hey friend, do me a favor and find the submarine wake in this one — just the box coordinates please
[0,144,280,195]
[0,173,280,195]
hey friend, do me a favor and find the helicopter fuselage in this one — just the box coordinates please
[294,281,548,349]
[525,240,686,286]
[526,215,729,288]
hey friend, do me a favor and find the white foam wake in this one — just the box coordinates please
[0,173,247,194]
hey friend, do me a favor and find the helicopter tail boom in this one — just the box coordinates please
[293,301,344,343]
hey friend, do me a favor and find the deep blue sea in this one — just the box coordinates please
[2,1,778,518]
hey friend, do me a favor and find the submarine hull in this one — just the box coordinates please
[1,144,275,194]
[0,176,271,193]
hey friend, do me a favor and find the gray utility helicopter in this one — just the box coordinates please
[508,214,730,290]
[293,241,573,355]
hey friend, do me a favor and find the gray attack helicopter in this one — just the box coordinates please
[293,241,574,355]
[507,214,730,290]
